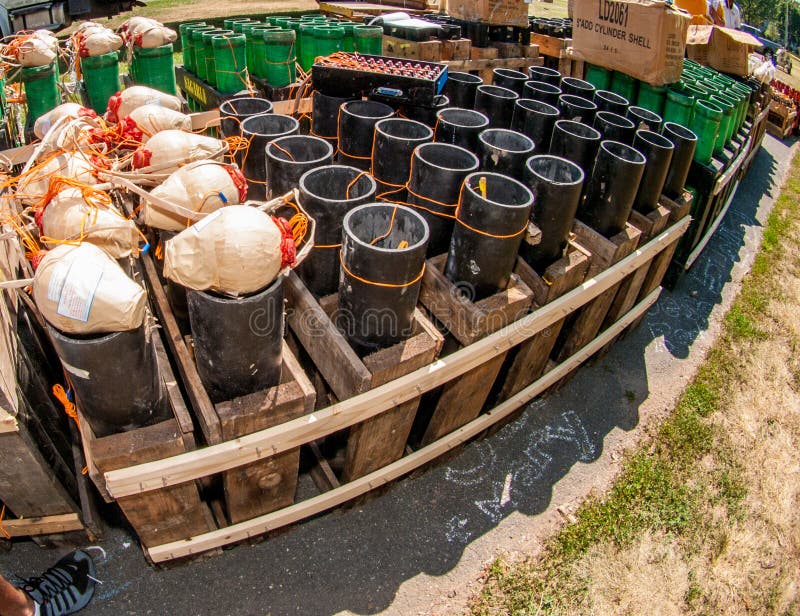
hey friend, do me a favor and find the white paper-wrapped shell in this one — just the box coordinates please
[127,106,192,140]
[16,153,96,206]
[33,243,147,334]
[41,188,140,259]
[80,29,123,57]
[163,205,283,295]
[18,36,56,67]
[34,103,93,139]
[106,86,182,122]
[133,130,225,173]
[144,161,246,231]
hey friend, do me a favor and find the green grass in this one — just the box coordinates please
[471,146,800,616]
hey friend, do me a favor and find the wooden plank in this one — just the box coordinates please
[602,206,671,333]
[286,272,372,400]
[145,287,662,562]
[0,431,78,517]
[382,35,442,62]
[555,222,641,361]
[491,42,522,59]
[529,32,568,57]
[343,309,443,481]
[421,352,507,445]
[216,346,312,524]
[88,418,215,548]
[307,441,340,492]
[318,0,430,16]
[418,256,534,444]
[2,513,84,538]
[104,217,691,499]
[499,244,591,400]
[419,255,534,346]
[470,46,499,60]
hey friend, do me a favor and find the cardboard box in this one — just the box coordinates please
[570,0,691,85]
[445,0,531,27]
[686,25,762,77]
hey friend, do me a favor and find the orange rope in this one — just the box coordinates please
[339,250,425,289]
[52,383,80,428]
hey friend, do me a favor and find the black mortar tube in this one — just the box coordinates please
[338,203,429,354]
[528,65,561,86]
[407,142,480,257]
[593,111,636,145]
[337,100,395,170]
[594,90,630,116]
[521,155,585,272]
[579,140,646,237]
[373,118,433,198]
[661,122,697,200]
[511,99,559,153]
[445,172,534,299]
[219,97,273,169]
[187,277,284,404]
[549,119,601,178]
[444,71,483,109]
[632,129,674,213]
[626,105,663,133]
[492,68,529,95]
[474,85,519,129]
[296,165,377,297]
[561,76,596,99]
[522,80,562,106]
[240,113,299,200]
[48,324,168,437]
[312,90,353,149]
[477,128,535,178]
[557,94,597,124]
[266,135,333,199]
[219,96,273,139]
[434,107,490,152]
[401,95,449,127]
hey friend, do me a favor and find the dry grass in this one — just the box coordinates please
[470,154,800,615]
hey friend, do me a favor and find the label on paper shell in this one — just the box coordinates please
[190,208,224,235]
[46,259,71,302]
[56,260,104,322]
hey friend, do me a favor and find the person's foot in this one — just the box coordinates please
[18,550,96,616]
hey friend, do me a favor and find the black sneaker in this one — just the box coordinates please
[19,550,96,616]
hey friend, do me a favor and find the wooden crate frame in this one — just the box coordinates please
[89,217,688,562]
[417,254,535,445]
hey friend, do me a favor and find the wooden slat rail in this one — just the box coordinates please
[146,286,662,562]
[104,217,689,499]
[2,513,84,537]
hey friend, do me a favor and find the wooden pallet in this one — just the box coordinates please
[285,272,443,481]
[319,0,431,17]
[417,254,535,445]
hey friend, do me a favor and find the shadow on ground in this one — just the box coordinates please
[1,137,790,616]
